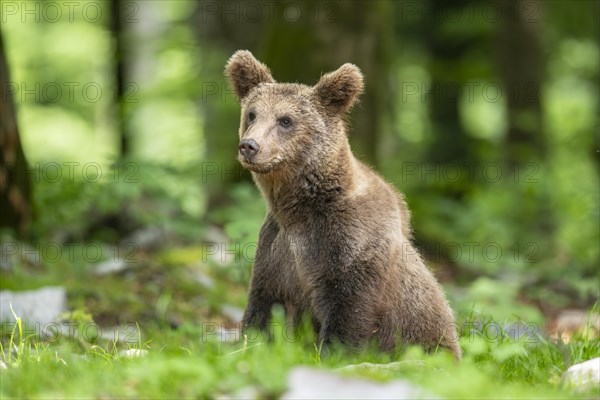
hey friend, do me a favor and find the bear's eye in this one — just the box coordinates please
[278,117,292,128]
[247,111,256,123]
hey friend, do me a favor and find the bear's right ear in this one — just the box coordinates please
[225,50,274,100]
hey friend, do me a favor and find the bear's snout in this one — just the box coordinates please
[239,138,260,158]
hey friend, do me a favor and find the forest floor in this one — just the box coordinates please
[1,231,598,399]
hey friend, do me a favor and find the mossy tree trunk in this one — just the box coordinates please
[423,0,474,165]
[0,27,32,234]
[498,0,554,238]
[498,0,545,166]
[111,0,130,158]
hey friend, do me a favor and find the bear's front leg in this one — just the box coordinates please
[241,286,275,332]
[241,213,283,336]
[312,280,375,350]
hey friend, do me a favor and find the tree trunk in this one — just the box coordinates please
[497,0,554,242]
[498,0,545,166]
[423,0,473,165]
[111,0,129,157]
[0,27,32,234]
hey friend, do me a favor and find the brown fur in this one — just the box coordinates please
[225,50,461,359]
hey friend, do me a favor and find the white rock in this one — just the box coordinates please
[557,311,600,331]
[221,305,244,323]
[339,361,426,376]
[0,286,67,325]
[0,360,7,370]
[216,386,260,400]
[563,357,600,390]
[208,251,237,267]
[215,327,241,343]
[203,226,229,244]
[283,367,435,400]
[191,270,215,289]
[122,227,164,251]
[93,259,129,275]
[119,349,148,358]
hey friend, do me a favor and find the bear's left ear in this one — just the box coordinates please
[225,50,274,100]
[313,63,364,113]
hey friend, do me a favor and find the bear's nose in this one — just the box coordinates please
[239,139,260,158]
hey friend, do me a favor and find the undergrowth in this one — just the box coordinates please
[0,307,598,399]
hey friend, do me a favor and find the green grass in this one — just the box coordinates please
[1,235,598,398]
[1,308,599,399]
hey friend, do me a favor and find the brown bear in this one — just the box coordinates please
[225,50,461,359]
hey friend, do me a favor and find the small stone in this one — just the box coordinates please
[339,361,426,377]
[221,305,244,323]
[563,357,600,391]
[283,367,436,399]
[191,270,215,289]
[122,227,164,251]
[549,310,600,343]
[215,386,261,400]
[504,322,540,341]
[119,349,148,358]
[93,259,129,275]
[208,251,237,267]
[0,286,67,325]
[216,327,241,343]
[203,226,229,244]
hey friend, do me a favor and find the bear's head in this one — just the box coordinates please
[225,50,363,174]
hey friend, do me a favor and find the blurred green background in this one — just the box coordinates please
[1,0,598,335]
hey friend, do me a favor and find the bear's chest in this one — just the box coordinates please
[283,227,324,287]
[285,228,311,267]
[284,223,345,277]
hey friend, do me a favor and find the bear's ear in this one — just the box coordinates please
[225,50,274,100]
[313,63,364,113]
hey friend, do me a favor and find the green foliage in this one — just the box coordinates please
[212,183,266,244]
[3,0,597,303]
[28,160,206,242]
[386,28,599,305]
[1,1,598,397]
[1,309,598,398]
